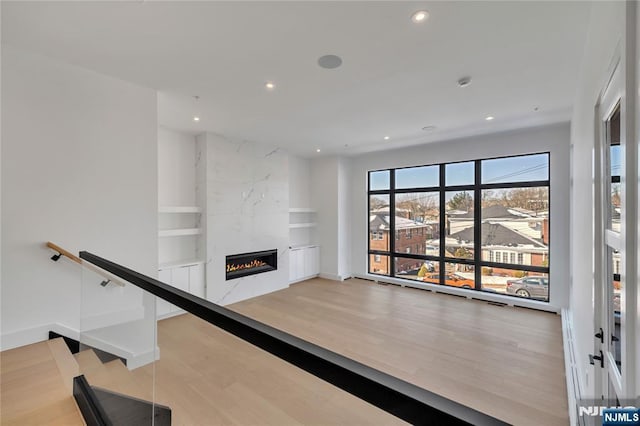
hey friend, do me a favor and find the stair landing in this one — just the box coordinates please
[0,338,84,425]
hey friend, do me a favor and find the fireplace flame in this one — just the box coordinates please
[227,259,268,273]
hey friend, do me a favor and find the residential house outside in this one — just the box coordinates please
[369,208,438,274]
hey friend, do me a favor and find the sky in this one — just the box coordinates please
[610,145,621,176]
[370,153,550,191]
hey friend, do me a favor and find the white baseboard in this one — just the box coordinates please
[562,308,584,426]
[1,321,158,369]
[289,274,319,285]
[352,272,560,313]
[319,273,350,281]
[1,322,79,351]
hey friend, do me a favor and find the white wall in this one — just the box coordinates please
[1,46,158,350]
[349,123,570,310]
[311,157,340,279]
[195,133,208,263]
[309,156,352,280]
[1,4,3,327]
[158,127,196,207]
[570,1,625,398]
[337,157,352,279]
[289,155,311,208]
[636,4,640,399]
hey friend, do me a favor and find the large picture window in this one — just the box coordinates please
[368,153,550,302]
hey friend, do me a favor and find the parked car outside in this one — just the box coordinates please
[505,276,548,300]
[422,273,474,289]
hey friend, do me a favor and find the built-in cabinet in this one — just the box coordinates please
[289,245,319,283]
[158,208,206,317]
[157,262,205,318]
[289,208,320,283]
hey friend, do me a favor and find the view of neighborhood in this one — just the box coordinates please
[369,154,552,302]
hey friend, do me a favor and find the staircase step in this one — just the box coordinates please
[76,355,151,401]
[47,337,80,393]
[102,359,153,401]
[2,396,84,426]
[74,348,104,373]
[92,387,171,426]
[1,339,53,374]
[0,340,84,425]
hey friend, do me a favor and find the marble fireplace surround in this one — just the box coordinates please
[196,132,289,305]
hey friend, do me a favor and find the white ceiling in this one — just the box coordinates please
[2,1,591,157]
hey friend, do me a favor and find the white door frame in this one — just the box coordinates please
[593,0,638,402]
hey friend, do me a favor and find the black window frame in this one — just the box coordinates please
[608,105,621,310]
[367,152,551,302]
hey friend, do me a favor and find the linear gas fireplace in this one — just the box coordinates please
[226,249,277,281]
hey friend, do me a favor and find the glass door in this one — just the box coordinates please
[594,62,626,407]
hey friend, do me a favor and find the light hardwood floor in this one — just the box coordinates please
[134,309,403,425]
[1,278,567,425]
[147,277,567,425]
[0,338,84,425]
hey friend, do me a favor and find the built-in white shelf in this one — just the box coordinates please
[289,244,319,250]
[158,228,202,237]
[158,258,206,270]
[289,222,317,229]
[289,207,317,249]
[289,208,317,213]
[159,206,202,213]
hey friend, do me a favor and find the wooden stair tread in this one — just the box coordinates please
[0,340,84,425]
[74,348,104,373]
[0,340,54,373]
[98,360,153,401]
[47,338,80,393]
[2,396,85,426]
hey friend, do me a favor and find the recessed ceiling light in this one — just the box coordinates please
[265,82,275,90]
[422,126,437,131]
[384,136,391,140]
[316,148,321,153]
[318,55,343,69]
[193,116,200,122]
[411,10,429,23]
[457,76,472,88]
[485,116,495,121]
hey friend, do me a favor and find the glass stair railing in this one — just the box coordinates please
[71,250,509,426]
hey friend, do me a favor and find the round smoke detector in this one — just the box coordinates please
[318,55,343,69]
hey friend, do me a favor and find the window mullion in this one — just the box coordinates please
[389,171,396,277]
[439,164,446,286]
[474,160,482,290]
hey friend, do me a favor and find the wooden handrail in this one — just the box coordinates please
[46,242,125,287]
[47,241,81,264]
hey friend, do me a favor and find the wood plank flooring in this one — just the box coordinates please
[229,278,568,425]
[1,278,566,425]
[138,311,403,425]
[149,277,567,425]
[0,338,84,425]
